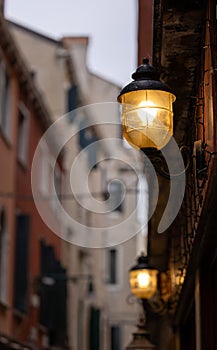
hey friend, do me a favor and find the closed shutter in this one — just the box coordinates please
[108,249,117,284]
[111,326,121,350]
[40,241,67,346]
[89,306,100,350]
[79,121,98,168]
[14,214,30,312]
[67,85,78,112]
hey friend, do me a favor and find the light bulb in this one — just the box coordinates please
[137,101,157,125]
[137,272,150,288]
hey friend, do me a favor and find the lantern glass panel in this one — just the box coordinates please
[120,90,175,150]
[129,268,158,299]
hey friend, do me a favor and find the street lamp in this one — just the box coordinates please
[129,254,158,300]
[117,58,176,151]
[126,255,158,350]
[126,318,156,350]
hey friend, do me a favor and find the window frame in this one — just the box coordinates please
[110,325,121,350]
[17,102,30,167]
[0,59,12,141]
[105,246,123,290]
[107,180,124,216]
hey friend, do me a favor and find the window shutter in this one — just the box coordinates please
[78,121,98,168]
[14,214,30,312]
[40,241,67,346]
[111,325,121,350]
[67,85,78,112]
[89,306,100,350]
[108,249,117,284]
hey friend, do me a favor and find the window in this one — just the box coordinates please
[109,180,124,213]
[89,306,100,350]
[39,241,67,345]
[39,144,62,214]
[51,163,62,213]
[17,104,29,165]
[108,248,117,284]
[0,60,11,140]
[111,325,121,350]
[106,247,122,288]
[13,214,30,312]
[67,84,78,114]
[54,164,61,200]
[0,208,8,304]
[39,145,49,196]
[78,122,98,168]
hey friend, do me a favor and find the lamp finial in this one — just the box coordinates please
[143,57,149,65]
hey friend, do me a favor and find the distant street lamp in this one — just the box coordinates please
[126,318,156,350]
[129,254,158,300]
[126,255,158,349]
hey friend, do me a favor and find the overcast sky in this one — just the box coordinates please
[5,0,138,86]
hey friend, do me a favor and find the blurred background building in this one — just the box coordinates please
[0,2,147,349]
[0,3,67,348]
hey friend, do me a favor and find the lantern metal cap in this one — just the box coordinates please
[117,58,173,101]
[130,254,158,272]
[126,317,156,349]
[132,58,160,81]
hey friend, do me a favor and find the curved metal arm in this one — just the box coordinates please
[141,146,192,179]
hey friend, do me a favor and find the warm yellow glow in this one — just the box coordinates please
[119,89,176,150]
[129,268,158,299]
[137,272,150,288]
[137,101,157,125]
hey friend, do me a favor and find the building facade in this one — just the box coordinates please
[0,10,67,350]
[7,18,149,350]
